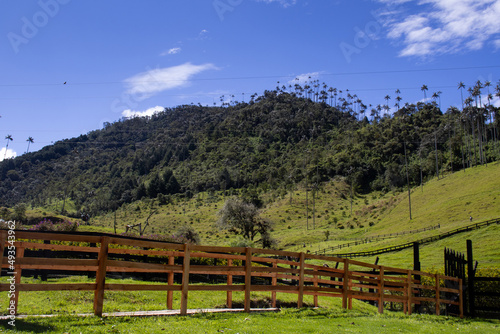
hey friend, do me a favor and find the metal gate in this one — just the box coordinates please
[444,247,466,316]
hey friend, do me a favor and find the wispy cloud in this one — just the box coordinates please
[0,148,17,161]
[288,71,322,85]
[160,47,182,56]
[377,0,500,57]
[124,62,218,99]
[122,106,164,118]
[254,0,297,7]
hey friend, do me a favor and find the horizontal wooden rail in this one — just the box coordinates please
[0,230,462,318]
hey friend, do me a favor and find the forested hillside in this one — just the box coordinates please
[1,85,499,220]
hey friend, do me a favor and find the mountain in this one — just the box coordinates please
[1,90,498,220]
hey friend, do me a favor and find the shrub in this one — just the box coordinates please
[29,219,79,232]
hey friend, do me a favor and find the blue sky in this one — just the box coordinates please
[1,0,500,160]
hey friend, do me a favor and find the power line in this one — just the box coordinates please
[0,65,499,87]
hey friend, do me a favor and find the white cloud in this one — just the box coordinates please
[288,71,322,85]
[160,47,181,56]
[124,62,218,99]
[122,106,165,118]
[0,148,17,161]
[377,0,500,57]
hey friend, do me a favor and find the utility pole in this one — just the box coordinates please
[404,141,412,220]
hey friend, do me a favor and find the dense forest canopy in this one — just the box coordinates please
[1,81,499,218]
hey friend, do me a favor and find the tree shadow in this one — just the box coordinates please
[0,319,52,333]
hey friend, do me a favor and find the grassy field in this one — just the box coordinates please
[2,309,500,333]
[1,277,499,333]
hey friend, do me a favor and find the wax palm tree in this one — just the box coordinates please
[421,85,428,100]
[26,137,34,153]
[4,134,13,160]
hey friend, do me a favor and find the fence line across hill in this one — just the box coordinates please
[325,217,500,258]
[0,230,462,318]
[314,224,441,255]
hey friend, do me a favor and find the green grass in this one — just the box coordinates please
[1,304,499,333]
[1,275,499,333]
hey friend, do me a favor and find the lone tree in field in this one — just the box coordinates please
[217,197,275,248]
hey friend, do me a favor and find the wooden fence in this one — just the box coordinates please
[0,230,463,318]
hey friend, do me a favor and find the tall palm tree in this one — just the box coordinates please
[384,95,391,116]
[458,82,466,109]
[26,137,34,153]
[395,89,402,110]
[421,85,428,101]
[4,134,13,160]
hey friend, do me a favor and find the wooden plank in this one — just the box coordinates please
[189,244,246,254]
[348,259,381,270]
[188,285,245,292]
[167,255,174,310]
[107,237,184,251]
[105,259,180,272]
[250,266,300,275]
[250,247,301,258]
[244,248,252,313]
[5,257,99,270]
[303,286,343,294]
[16,241,98,253]
[105,284,182,291]
[93,237,109,317]
[303,253,344,262]
[180,244,191,316]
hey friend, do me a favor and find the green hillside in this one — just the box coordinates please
[74,161,500,271]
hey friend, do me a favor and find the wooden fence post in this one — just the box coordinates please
[93,237,109,317]
[435,274,441,316]
[378,266,384,314]
[272,262,277,308]
[180,244,191,316]
[313,271,318,308]
[407,271,413,315]
[342,259,349,309]
[244,248,252,313]
[0,230,6,272]
[297,252,305,308]
[466,239,475,317]
[459,278,464,319]
[227,259,233,308]
[167,255,174,310]
[413,242,421,313]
